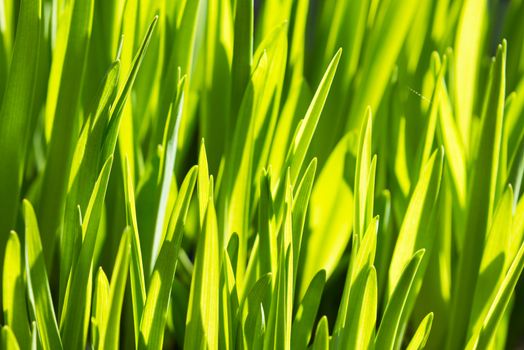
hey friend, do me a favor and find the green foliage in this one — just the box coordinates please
[1,0,524,349]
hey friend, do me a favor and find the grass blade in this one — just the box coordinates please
[184,180,220,349]
[406,313,434,350]
[0,0,41,262]
[23,200,62,350]
[447,41,507,349]
[3,231,30,349]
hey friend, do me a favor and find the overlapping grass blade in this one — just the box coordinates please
[291,270,326,350]
[23,201,62,350]
[3,232,30,349]
[184,180,220,349]
[0,0,41,264]
[448,41,507,349]
[375,250,425,349]
[60,157,113,349]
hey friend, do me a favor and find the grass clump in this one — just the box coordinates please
[1,0,524,349]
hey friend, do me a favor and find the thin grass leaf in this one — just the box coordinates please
[150,74,186,271]
[467,187,513,343]
[101,15,159,162]
[346,0,419,130]
[92,268,110,349]
[239,273,272,348]
[453,0,487,147]
[138,239,177,350]
[275,49,342,208]
[258,168,277,278]
[291,270,326,350]
[291,158,317,284]
[184,180,220,350]
[60,157,113,349]
[354,108,375,241]
[0,0,41,258]
[23,200,62,350]
[375,249,425,350]
[99,228,131,350]
[406,313,434,350]
[231,0,254,122]
[3,231,30,350]
[388,148,443,293]
[59,60,120,307]
[124,158,147,343]
[38,0,95,261]
[448,41,507,350]
[475,238,524,348]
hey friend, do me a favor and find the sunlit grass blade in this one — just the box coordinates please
[388,148,443,293]
[448,41,507,349]
[60,157,113,349]
[291,158,317,283]
[231,0,254,122]
[184,180,220,349]
[375,250,425,349]
[23,200,62,350]
[38,0,94,262]
[59,60,120,307]
[138,239,177,349]
[101,15,159,162]
[466,187,513,343]
[124,158,147,343]
[275,49,342,207]
[300,134,353,296]
[1,325,20,350]
[474,238,524,348]
[406,313,434,350]
[91,268,109,349]
[0,0,41,264]
[346,0,419,130]
[291,270,326,350]
[99,228,131,350]
[3,231,30,349]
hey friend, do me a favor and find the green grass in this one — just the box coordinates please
[1,0,524,349]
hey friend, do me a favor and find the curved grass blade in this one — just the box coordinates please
[475,238,524,348]
[312,317,329,350]
[275,49,342,209]
[375,250,425,350]
[388,148,443,293]
[406,313,434,350]
[291,270,326,350]
[101,15,159,162]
